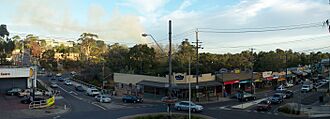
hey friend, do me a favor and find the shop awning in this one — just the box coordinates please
[277,78,286,81]
[224,80,239,85]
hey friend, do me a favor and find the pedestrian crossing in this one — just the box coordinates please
[214,106,279,116]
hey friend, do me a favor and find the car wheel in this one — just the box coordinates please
[192,108,197,112]
[123,100,127,103]
[177,107,181,111]
[245,98,248,102]
[133,100,136,103]
[11,93,14,96]
[253,97,256,100]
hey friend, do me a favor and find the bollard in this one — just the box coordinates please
[64,105,66,110]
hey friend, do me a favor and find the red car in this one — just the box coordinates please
[257,100,272,111]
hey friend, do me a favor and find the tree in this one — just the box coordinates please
[77,33,98,61]
[128,44,155,74]
[106,43,129,72]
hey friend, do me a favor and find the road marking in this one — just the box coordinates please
[53,115,61,119]
[58,85,82,100]
[253,110,257,113]
[274,113,278,115]
[91,102,107,110]
[69,91,78,96]
[267,112,271,114]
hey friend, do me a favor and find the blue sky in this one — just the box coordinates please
[1,0,330,53]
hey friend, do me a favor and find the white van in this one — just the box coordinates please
[86,88,100,96]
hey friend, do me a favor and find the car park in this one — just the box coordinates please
[6,87,22,96]
[174,101,204,112]
[20,96,45,104]
[86,87,100,96]
[122,95,143,103]
[75,85,85,92]
[95,94,112,103]
[64,80,72,85]
[270,93,284,104]
[257,100,272,111]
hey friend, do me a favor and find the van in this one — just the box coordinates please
[301,84,312,93]
[86,88,100,96]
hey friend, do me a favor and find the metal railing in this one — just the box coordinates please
[29,100,47,109]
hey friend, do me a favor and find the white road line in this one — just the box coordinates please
[58,85,82,100]
[53,115,61,119]
[91,102,107,110]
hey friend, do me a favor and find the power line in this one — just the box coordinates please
[198,22,322,31]
[198,24,322,34]
[212,35,330,49]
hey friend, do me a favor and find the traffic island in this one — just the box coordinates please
[118,112,215,119]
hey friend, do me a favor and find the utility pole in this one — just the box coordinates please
[286,53,288,82]
[188,56,191,119]
[250,48,255,94]
[192,29,202,101]
[167,20,172,119]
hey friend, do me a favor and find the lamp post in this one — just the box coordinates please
[141,33,164,53]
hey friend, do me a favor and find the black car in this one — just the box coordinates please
[122,95,143,103]
[283,90,294,99]
[238,92,256,102]
[6,87,22,96]
[58,77,65,82]
[257,100,272,111]
[75,85,85,92]
[20,96,45,104]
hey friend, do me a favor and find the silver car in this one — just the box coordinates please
[174,101,203,112]
[95,94,112,103]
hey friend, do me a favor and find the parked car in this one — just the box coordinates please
[71,71,76,75]
[75,85,85,92]
[257,100,272,111]
[64,80,72,85]
[56,73,62,77]
[276,85,287,91]
[6,87,22,96]
[301,84,312,93]
[58,77,65,82]
[238,92,256,102]
[50,83,59,88]
[270,93,284,104]
[174,101,204,112]
[284,83,294,88]
[283,90,294,99]
[122,95,143,103]
[18,89,43,97]
[95,94,112,103]
[86,87,100,96]
[20,96,45,104]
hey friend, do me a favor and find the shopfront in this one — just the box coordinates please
[0,67,34,93]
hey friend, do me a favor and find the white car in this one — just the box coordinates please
[276,85,286,91]
[284,83,294,88]
[95,94,112,103]
[174,101,203,112]
[86,88,100,96]
[50,83,59,88]
[18,89,43,97]
[301,84,311,92]
[64,80,72,85]
[56,73,62,77]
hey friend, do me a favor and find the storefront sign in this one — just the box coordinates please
[262,71,272,78]
[0,68,31,78]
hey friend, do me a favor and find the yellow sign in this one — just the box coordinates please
[47,96,55,106]
[234,69,240,74]
[29,68,33,77]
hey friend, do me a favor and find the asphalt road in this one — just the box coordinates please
[32,73,326,119]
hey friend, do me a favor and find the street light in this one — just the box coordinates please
[141,33,164,53]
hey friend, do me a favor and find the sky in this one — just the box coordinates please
[1,0,330,54]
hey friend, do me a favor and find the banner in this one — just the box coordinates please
[47,96,55,106]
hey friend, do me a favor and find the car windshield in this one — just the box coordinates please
[302,86,309,88]
[91,90,98,92]
[259,100,269,104]
[273,95,280,97]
